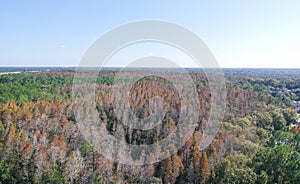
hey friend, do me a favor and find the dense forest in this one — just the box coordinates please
[0,70,299,183]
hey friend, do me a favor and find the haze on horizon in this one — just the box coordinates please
[1,1,300,68]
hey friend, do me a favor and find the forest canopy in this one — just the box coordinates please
[0,70,299,183]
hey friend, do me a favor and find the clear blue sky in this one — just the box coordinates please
[1,0,300,68]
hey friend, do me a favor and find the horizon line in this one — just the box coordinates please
[1,65,300,69]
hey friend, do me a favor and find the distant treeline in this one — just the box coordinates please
[2,67,300,79]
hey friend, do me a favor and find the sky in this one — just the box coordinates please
[0,0,300,68]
